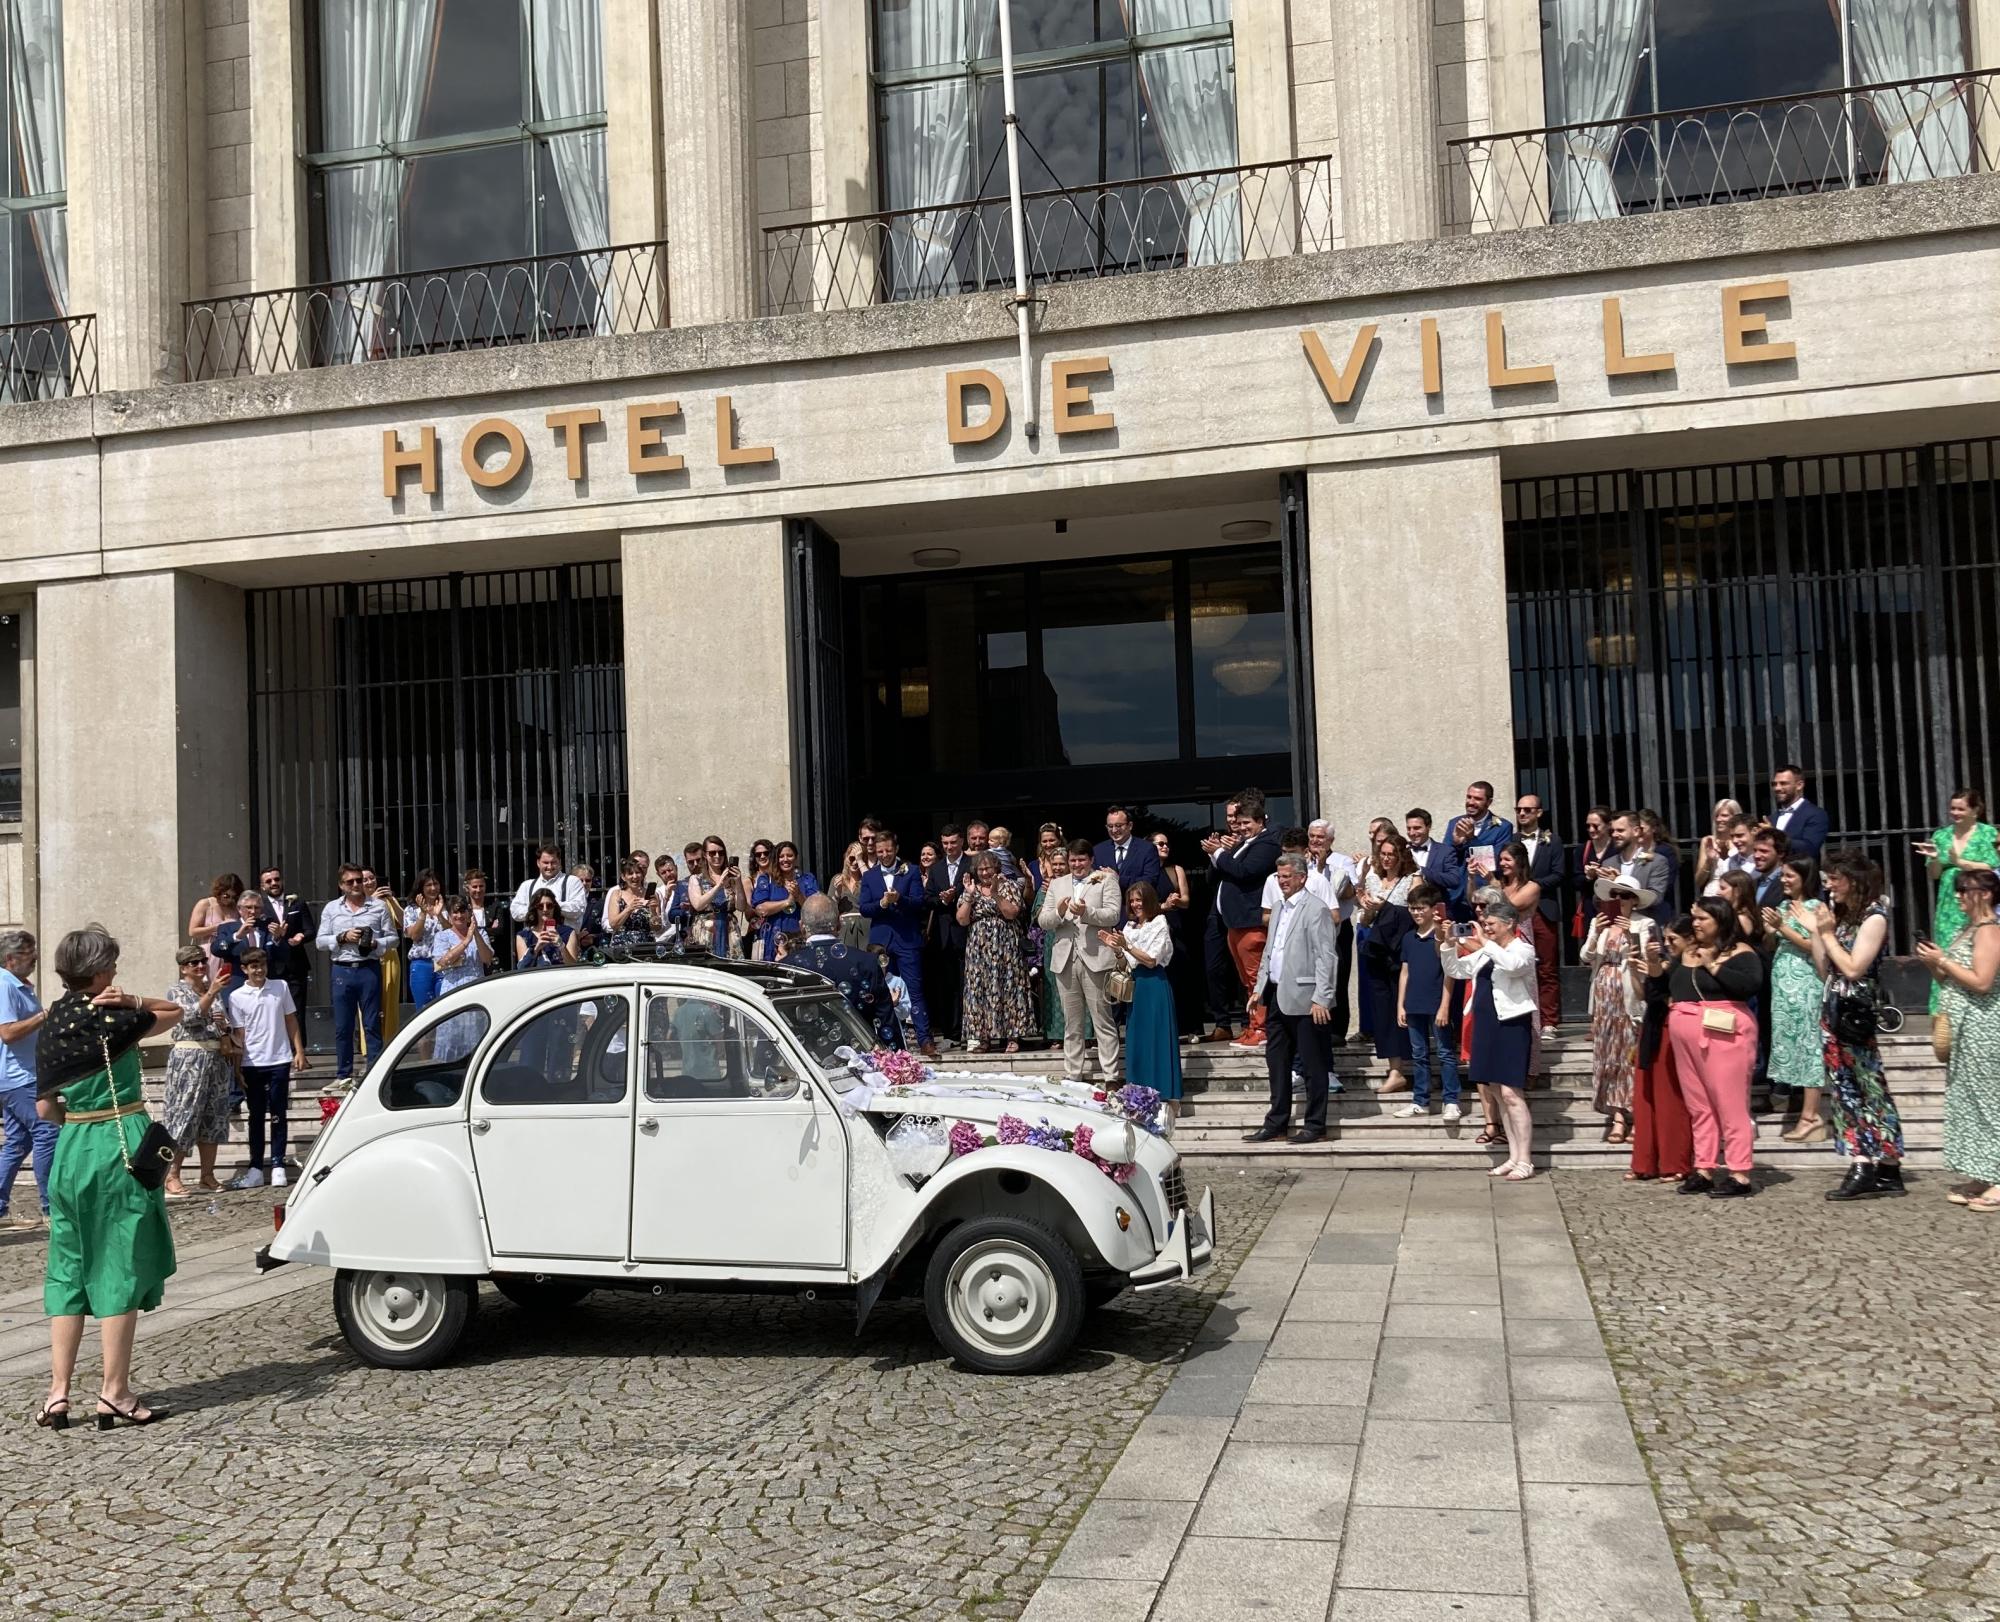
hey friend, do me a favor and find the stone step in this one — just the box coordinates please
[1179,1140,1949,1172]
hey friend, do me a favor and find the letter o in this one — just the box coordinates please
[461,417,528,488]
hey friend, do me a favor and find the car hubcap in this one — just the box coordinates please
[947,1241,1058,1360]
[354,1272,446,1349]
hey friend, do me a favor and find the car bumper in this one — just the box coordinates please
[1128,1186,1216,1291]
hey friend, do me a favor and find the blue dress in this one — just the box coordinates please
[1469,963,1533,1088]
[751,871,820,959]
[1122,920,1183,1101]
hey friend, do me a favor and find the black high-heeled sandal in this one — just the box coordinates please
[34,1395,69,1431]
[94,1396,168,1430]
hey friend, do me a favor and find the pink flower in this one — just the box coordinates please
[997,1114,1031,1145]
[1073,1124,1095,1159]
[947,1120,982,1158]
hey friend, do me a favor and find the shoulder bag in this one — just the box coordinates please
[1933,1007,1953,1063]
[102,1036,177,1192]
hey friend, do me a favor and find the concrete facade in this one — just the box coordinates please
[3,1,1997,964]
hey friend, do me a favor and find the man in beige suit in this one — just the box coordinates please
[1037,837,1124,1083]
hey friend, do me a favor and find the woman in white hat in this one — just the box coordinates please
[1580,878,1655,1143]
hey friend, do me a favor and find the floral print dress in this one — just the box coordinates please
[1929,822,1999,1012]
[1820,901,1903,1163]
[1582,917,1639,1115]
[1940,920,2000,1185]
[1766,899,1825,1092]
[961,880,1036,1048]
[160,980,233,1151]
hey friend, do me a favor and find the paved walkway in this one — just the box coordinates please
[1023,1169,1693,1622]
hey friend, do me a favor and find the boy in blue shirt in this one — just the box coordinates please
[1395,883,1460,1119]
[871,946,917,1046]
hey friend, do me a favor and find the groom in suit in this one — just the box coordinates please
[858,828,934,1056]
[1767,764,1830,858]
[1037,838,1125,1084]
[1244,854,1339,1145]
[1092,805,1165,896]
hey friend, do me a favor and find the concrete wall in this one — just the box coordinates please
[204,0,254,297]
[754,0,823,233]
[36,574,250,986]
[621,522,794,852]
[0,838,24,932]
[1308,451,1512,851]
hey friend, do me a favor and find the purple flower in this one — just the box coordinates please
[1024,1126,1069,1153]
[996,1114,1031,1145]
[947,1120,983,1158]
[1116,1084,1163,1129]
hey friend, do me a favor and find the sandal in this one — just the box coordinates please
[1967,1192,2000,1214]
[1607,1122,1630,1146]
[1622,1171,1656,1182]
[34,1395,69,1431]
[196,1178,222,1192]
[1504,1165,1539,1181]
[94,1396,168,1430]
[1474,1127,1507,1146]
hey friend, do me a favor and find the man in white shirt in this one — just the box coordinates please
[225,949,309,1190]
[511,842,588,928]
[1037,840,1125,1084]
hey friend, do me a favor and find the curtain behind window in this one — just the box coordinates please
[1544,0,1650,222]
[531,0,608,332]
[1121,3,1238,265]
[5,0,66,314]
[318,0,441,358]
[1848,0,1969,182]
[881,0,998,295]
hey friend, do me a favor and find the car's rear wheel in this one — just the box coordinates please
[492,1275,595,1312]
[924,1216,1084,1375]
[334,1269,475,1369]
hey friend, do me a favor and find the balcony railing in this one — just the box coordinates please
[1,313,96,401]
[1449,69,2000,233]
[763,155,1336,316]
[182,241,670,381]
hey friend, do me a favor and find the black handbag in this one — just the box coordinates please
[1830,986,1881,1046]
[102,1037,177,1192]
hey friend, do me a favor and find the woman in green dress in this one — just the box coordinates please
[1761,856,1828,1140]
[1918,869,2000,1211]
[35,925,182,1430]
[1919,789,1998,1013]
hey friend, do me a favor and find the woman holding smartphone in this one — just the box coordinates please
[515,889,578,970]
[1918,789,1997,1013]
[1761,857,1827,1140]
[687,838,750,959]
[1581,879,1651,1144]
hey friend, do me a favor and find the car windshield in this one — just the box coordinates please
[769,991,876,1091]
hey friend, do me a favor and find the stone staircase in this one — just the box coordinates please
[931,1029,1949,1172]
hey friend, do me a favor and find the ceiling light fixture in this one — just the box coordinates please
[1220,519,1273,541]
[912,547,960,569]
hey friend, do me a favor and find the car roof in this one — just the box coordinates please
[513,949,834,996]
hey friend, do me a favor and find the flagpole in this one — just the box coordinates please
[997,0,1037,440]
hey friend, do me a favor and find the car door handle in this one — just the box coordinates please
[471,1118,491,1135]
[639,1118,659,1135]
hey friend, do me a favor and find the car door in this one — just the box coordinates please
[628,988,846,1269]
[470,988,633,1259]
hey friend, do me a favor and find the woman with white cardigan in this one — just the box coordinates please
[1445,897,1542,1180]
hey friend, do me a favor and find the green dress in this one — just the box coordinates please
[1941,920,2000,1185]
[1767,899,1825,1091]
[1930,822,2000,1012]
[40,993,177,1318]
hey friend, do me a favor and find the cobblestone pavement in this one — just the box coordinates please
[1558,1169,2000,1622]
[0,1171,1288,1622]
[0,1187,276,1298]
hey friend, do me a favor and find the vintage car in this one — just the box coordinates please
[259,956,1213,1375]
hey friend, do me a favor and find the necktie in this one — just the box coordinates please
[1116,844,1126,864]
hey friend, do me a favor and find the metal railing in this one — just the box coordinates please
[763,155,1336,316]
[0,313,96,401]
[183,241,670,381]
[1449,68,2000,233]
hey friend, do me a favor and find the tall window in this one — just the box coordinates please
[2,0,66,324]
[1539,0,1972,221]
[871,0,1236,294]
[0,611,20,821]
[303,0,607,352]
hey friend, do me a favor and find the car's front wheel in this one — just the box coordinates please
[333,1269,476,1369]
[492,1275,595,1312]
[924,1216,1085,1375]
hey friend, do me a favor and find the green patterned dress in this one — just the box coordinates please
[1930,822,1999,1013]
[1766,899,1825,1092]
[1940,920,2000,1185]
[39,994,177,1318]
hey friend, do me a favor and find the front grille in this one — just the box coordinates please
[1161,1165,1188,1218]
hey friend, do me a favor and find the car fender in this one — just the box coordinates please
[268,1126,488,1274]
[862,1148,1158,1280]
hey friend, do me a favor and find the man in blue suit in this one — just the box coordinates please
[1767,764,1829,858]
[1092,805,1165,897]
[858,827,934,1055]
[1449,780,1515,914]
[1405,809,1466,907]
[790,895,898,1047]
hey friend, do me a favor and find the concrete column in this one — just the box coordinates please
[1308,452,1512,850]
[65,0,194,388]
[1329,0,1441,246]
[659,0,762,326]
[36,574,250,983]
[622,522,793,850]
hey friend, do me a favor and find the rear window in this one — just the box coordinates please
[380,1008,492,1111]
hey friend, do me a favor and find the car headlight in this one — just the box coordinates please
[1091,1120,1137,1163]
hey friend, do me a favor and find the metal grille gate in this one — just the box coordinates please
[247,564,627,910]
[1506,442,2000,947]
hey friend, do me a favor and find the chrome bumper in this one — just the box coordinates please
[1129,1186,1216,1291]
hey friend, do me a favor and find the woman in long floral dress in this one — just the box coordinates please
[1920,868,2000,1210]
[1812,850,1904,1201]
[1580,885,1646,1141]
[958,854,1035,1053]
[160,946,232,1199]
[1761,856,1827,1140]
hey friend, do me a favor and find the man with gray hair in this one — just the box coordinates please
[0,929,52,1229]
[1306,819,1359,1045]
[1243,853,1339,1145]
[789,893,896,1046]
